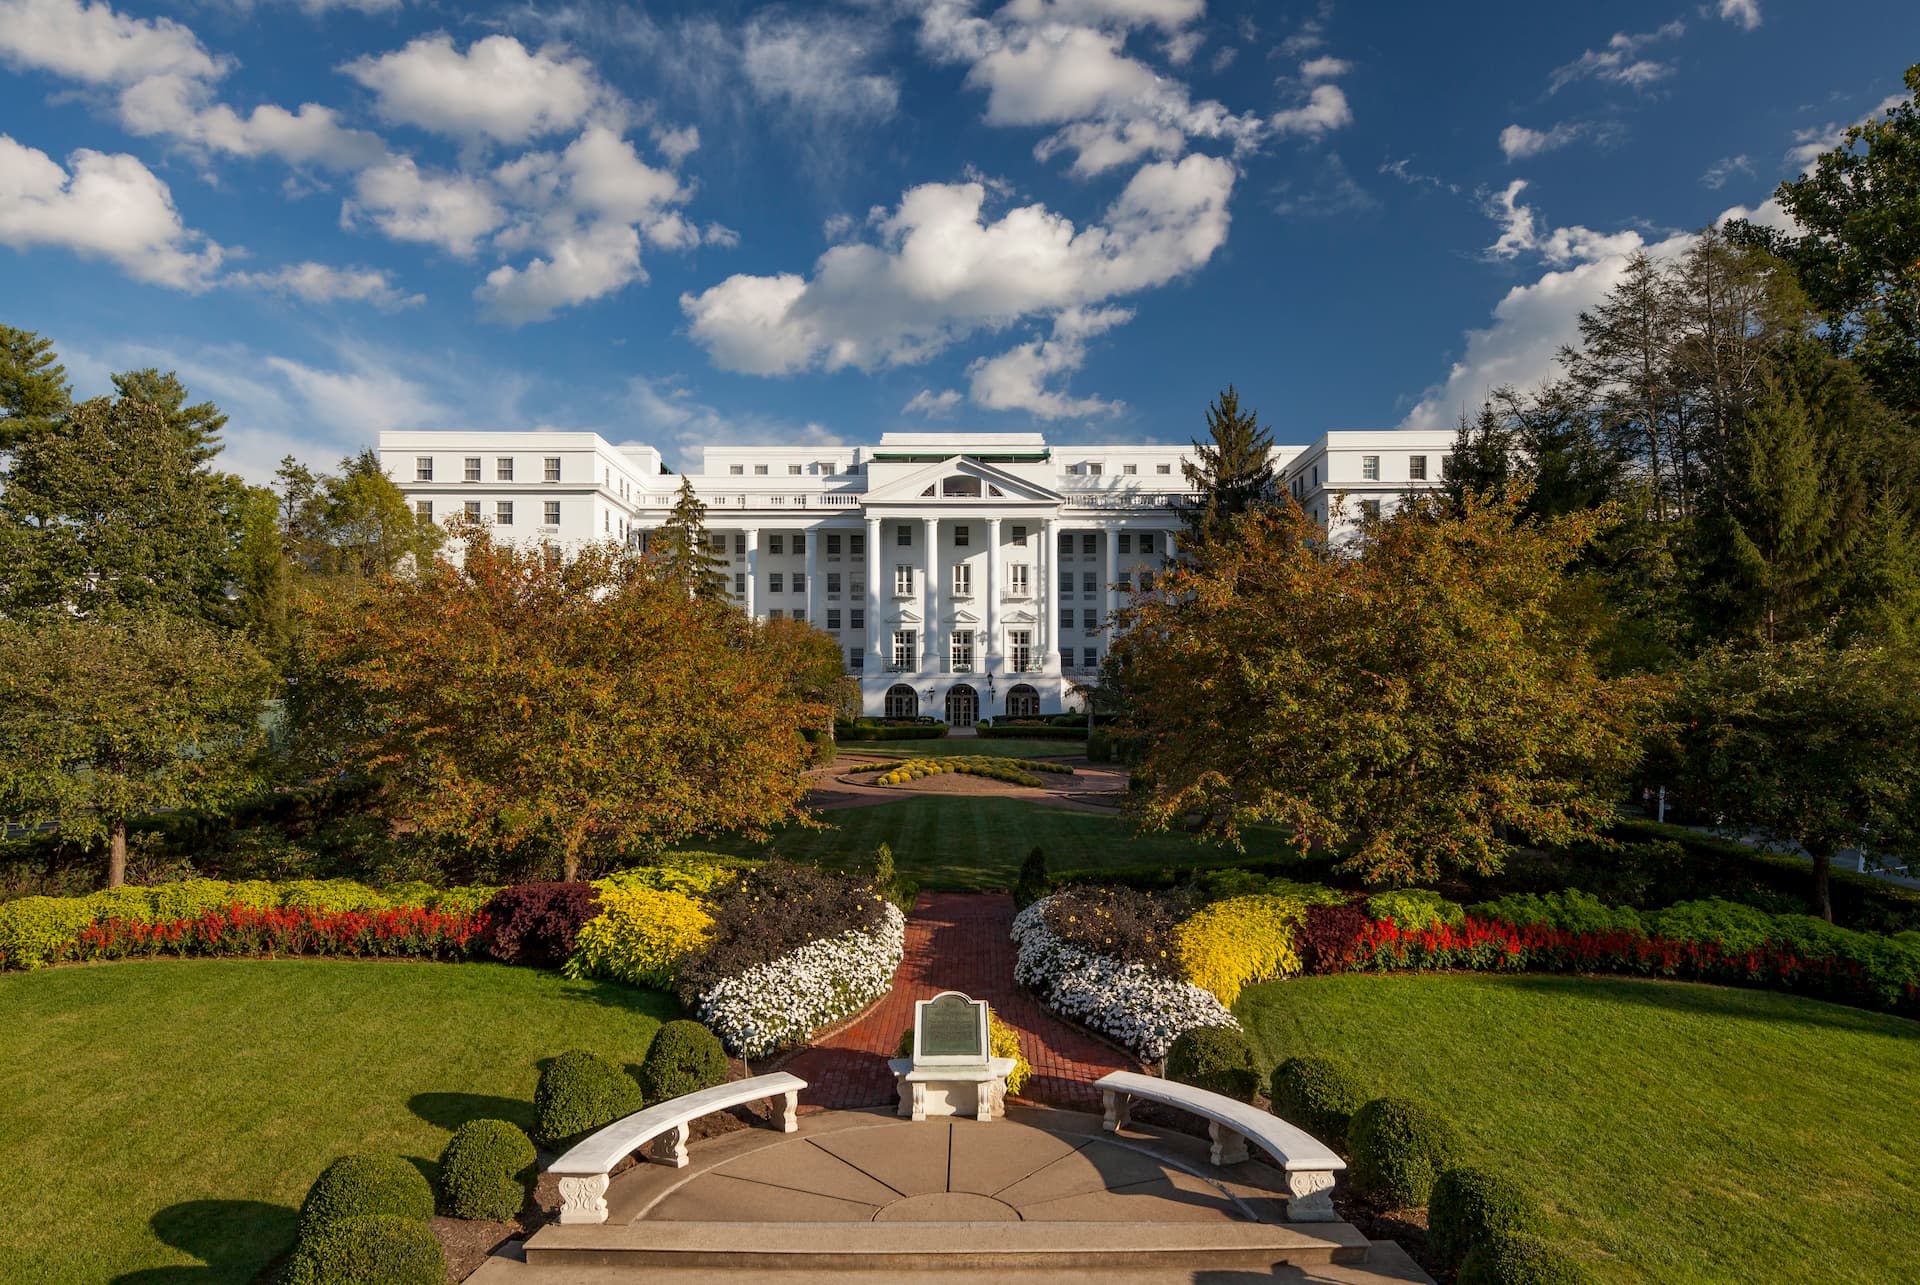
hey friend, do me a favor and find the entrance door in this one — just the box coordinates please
[945,684,978,728]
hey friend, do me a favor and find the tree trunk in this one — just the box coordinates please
[1809,845,1834,923]
[108,820,128,889]
[563,843,581,883]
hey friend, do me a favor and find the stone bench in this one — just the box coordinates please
[548,1071,806,1225]
[1092,1070,1345,1222]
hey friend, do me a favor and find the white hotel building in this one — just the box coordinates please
[379,429,1455,723]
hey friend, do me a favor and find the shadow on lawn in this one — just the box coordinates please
[109,1199,295,1285]
[411,1090,535,1133]
[1495,972,1920,1040]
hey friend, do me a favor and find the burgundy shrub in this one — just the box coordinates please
[478,882,602,968]
[1298,902,1371,973]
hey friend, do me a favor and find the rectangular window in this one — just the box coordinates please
[1066,463,1082,475]
[1118,533,1132,554]
[544,456,561,482]
[734,573,746,595]
[1011,524,1027,547]
[604,512,611,533]
[954,525,969,547]
[827,608,842,630]
[1088,462,1103,476]
[792,609,805,623]
[1140,534,1154,554]
[1009,629,1032,672]
[415,499,432,521]
[1156,462,1171,474]
[1081,533,1096,555]
[850,607,865,630]
[543,545,561,570]
[827,572,842,597]
[827,533,842,556]
[544,500,560,525]
[788,464,802,475]
[897,524,912,547]
[1084,571,1098,595]
[1362,455,1381,481]
[710,533,725,551]
[415,456,433,482]
[1082,609,1097,632]
[793,571,805,593]
[754,464,769,475]
[851,578,864,598]
[1059,607,1074,633]
[1361,499,1382,520]
[1083,646,1099,669]
[464,456,481,482]
[851,533,865,558]
[769,572,783,593]
[464,500,481,520]
[894,564,914,596]
[729,464,744,475]
[1311,465,1319,487]
[951,632,974,672]
[496,457,514,481]
[496,501,513,525]
[849,649,864,671]
[768,608,783,621]
[892,630,916,670]
[769,533,784,555]
[1009,564,1030,595]
[1140,570,1154,591]
[1409,454,1428,481]
[1123,463,1137,475]
[1118,572,1133,591]
[952,563,971,596]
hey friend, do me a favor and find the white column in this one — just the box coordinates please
[985,517,1002,673]
[865,517,884,680]
[1104,527,1118,629]
[1041,516,1059,670]
[803,527,818,627]
[922,516,939,670]
[745,528,759,618]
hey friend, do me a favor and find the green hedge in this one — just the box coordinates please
[298,1153,434,1238]
[640,1020,729,1102]
[975,725,1085,740]
[1348,1097,1464,1208]
[1458,1231,1592,1284]
[1164,1025,1260,1102]
[1269,1054,1370,1150]
[834,721,951,741]
[534,1049,644,1146]
[1429,1167,1548,1270]
[283,1215,445,1285]
[438,1120,535,1222]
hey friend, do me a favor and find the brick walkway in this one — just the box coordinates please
[780,893,1138,1113]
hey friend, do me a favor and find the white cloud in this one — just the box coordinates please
[651,123,700,163]
[1209,46,1238,74]
[1269,84,1352,139]
[966,304,1132,418]
[1498,121,1584,160]
[682,153,1235,376]
[1716,195,1799,237]
[1481,180,1641,265]
[230,261,422,309]
[0,134,223,288]
[1718,1,1761,31]
[1380,157,1460,194]
[343,156,504,257]
[1300,56,1351,81]
[265,350,447,436]
[477,220,642,323]
[628,374,843,469]
[741,13,899,122]
[997,0,1205,34]
[343,34,605,145]
[118,73,388,170]
[1785,93,1909,168]
[966,25,1161,126]
[903,388,963,416]
[1700,154,1753,189]
[1549,22,1684,94]
[1034,118,1185,177]
[0,0,221,86]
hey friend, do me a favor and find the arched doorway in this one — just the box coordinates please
[884,684,918,719]
[1005,683,1040,718]
[945,684,978,728]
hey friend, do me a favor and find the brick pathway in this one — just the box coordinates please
[780,893,1138,1113]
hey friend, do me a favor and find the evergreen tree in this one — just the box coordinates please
[110,367,228,464]
[1181,385,1277,545]
[1560,253,1687,520]
[652,477,729,599]
[1441,404,1515,513]
[311,449,443,579]
[0,324,71,452]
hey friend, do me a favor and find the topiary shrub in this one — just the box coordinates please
[1269,1054,1370,1149]
[533,1049,644,1147]
[283,1214,447,1285]
[1164,1024,1260,1102]
[1429,1166,1548,1270]
[479,882,603,968]
[640,1020,729,1102]
[1086,728,1113,762]
[1347,1097,1465,1208]
[1014,846,1051,908]
[298,1153,435,1237]
[437,1119,536,1222]
[1458,1231,1591,1285]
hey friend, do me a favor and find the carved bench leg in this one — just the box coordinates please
[1208,1121,1249,1166]
[557,1173,610,1225]
[1101,1089,1130,1132]
[1286,1170,1338,1221]
[778,1088,800,1133]
[651,1121,691,1168]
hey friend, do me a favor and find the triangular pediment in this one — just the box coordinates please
[860,455,1062,506]
[1003,607,1037,625]
[949,607,981,626]
[887,606,923,626]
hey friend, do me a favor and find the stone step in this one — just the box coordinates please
[521,1217,1374,1272]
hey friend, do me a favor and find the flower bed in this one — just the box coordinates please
[695,902,907,1056]
[851,755,1071,788]
[61,904,485,962]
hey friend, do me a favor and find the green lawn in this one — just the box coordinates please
[835,737,1082,760]
[1236,973,1920,1284]
[0,960,677,1284]
[708,795,1292,890]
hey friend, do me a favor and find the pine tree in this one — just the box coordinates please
[111,367,227,464]
[652,477,729,600]
[1561,253,1686,520]
[1441,403,1514,513]
[1180,385,1277,545]
[0,324,71,452]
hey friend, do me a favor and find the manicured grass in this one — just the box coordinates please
[0,960,677,1284]
[1236,973,1920,1284]
[708,795,1291,890]
[835,737,1081,760]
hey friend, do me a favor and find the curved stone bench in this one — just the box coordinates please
[1093,1070,1345,1222]
[548,1071,806,1225]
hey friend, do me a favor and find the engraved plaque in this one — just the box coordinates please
[914,991,989,1066]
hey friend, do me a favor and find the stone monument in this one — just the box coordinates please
[889,990,1017,1121]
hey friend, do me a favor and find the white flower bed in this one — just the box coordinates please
[696,902,906,1057]
[1011,897,1237,1061]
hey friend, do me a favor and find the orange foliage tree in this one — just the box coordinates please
[292,526,821,880]
[1110,493,1664,885]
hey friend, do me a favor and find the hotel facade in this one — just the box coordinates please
[378,429,1456,721]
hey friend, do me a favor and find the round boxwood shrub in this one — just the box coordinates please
[438,1119,536,1222]
[1347,1097,1464,1208]
[1429,1166,1547,1270]
[533,1049,644,1147]
[1269,1054,1369,1149]
[1164,1025,1260,1103]
[283,1214,447,1285]
[1459,1231,1591,1285]
[640,1020,729,1102]
[298,1153,434,1237]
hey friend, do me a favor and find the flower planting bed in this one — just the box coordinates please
[847,754,1075,789]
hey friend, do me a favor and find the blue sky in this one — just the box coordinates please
[2,0,1914,481]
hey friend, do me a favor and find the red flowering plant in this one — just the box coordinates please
[63,905,488,964]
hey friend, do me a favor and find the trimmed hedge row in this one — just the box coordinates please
[974,724,1086,741]
[834,719,950,741]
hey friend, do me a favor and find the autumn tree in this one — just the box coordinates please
[651,477,729,599]
[1181,385,1277,547]
[751,613,858,730]
[1109,494,1662,884]
[0,612,271,886]
[283,448,443,580]
[1664,638,1920,920]
[291,527,817,880]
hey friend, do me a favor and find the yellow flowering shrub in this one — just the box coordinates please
[1175,885,1350,1006]
[564,886,714,988]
